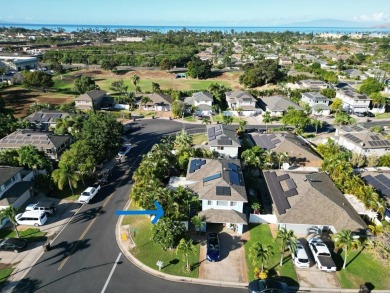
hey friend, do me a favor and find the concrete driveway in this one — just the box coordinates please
[199,231,247,283]
[294,238,340,288]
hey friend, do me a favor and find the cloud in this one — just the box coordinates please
[355,12,389,22]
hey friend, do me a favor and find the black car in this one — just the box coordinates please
[0,238,28,253]
[248,279,289,293]
[206,232,220,262]
[355,112,366,117]
[366,112,375,117]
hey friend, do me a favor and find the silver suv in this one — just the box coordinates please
[25,199,56,215]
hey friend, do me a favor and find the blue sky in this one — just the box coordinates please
[0,0,389,26]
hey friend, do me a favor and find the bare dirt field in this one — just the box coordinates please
[1,88,73,117]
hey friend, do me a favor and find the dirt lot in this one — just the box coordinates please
[1,88,73,117]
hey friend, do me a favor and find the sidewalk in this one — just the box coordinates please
[1,199,81,293]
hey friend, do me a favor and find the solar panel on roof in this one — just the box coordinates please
[209,136,216,141]
[376,174,388,181]
[215,124,222,130]
[277,174,290,181]
[370,135,380,140]
[216,186,231,196]
[268,134,276,139]
[207,128,215,138]
[203,172,221,183]
[272,139,281,144]
[368,141,374,146]
[228,162,238,172]
[215,130,223,136]
[229,170,240,185]
[218,139,232,145]
[189,159,206,173]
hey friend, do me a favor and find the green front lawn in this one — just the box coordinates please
[375,112,390,119]
[211,115,242,124]
[122,203,200,278]
[336,249,390,289]
[0,268,13,288]
[191,133,207,145]
[244,224,298,286]
[0,228,46,242]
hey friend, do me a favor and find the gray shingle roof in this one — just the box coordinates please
[75,90,107,102]
[0,181,32,206]
[226,90,256,103]
[186,158,247,202]
[145,93,172,105]
[0,167,23,186]
[301,92,329,102]
[260,96,303,112]
[199,209,247,224]
[263,171,367,232]
[25,110,71,124]
[207,125,241,147]
[338,126,390,149]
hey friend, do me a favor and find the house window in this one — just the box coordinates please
[230,202,237,206]
[217,146,224,150]
[217,201,228,206]
[207,200,212,205]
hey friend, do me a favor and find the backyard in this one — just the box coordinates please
[244,224,298,286]
[122,203,200,278]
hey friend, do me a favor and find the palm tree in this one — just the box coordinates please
[312,118,323,134]
[237,119,247,135]
[140,96,152,114]
[176,238,196,272]
[277,228,297,266]
[370,92,385,110]
[249,242,274,272]
[52,163,80,195]
[262,111,272,132]
[332,229,361,269]
[276,152,289,169]
[174,129,193,153]
[1,205,20,238]
[132,75,140,89]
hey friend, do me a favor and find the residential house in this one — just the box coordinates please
[249,132,323,168]
[207,125,241,158]
[0,167,34,215]
[140,93,172,112]
[225,90,260,116]
[262,170,367,236]
[342,69,366,80]
[259,96,303,116]
[335,125,390,156]
[25,110,71,131]
[75,90,114,111]
[361,171,390,205]
[184,92,214,116]
[336,89,371,114]
[186,158,248,235]
[279,57,293,66]
[0,130,72,160]
[294,79,328,90]
[301,92,331,116]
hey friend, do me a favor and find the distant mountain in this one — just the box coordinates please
[280,19,370,28]
[374,22,390,28]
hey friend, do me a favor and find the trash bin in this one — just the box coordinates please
[359,285,370,293]
[43,241,51,252]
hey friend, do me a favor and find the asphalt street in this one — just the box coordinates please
[14,119,246,293]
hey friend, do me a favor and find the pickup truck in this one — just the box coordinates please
[78,184,101,204]
[308,237,336,272]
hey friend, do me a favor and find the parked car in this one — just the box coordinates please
[292,240,310,268]
[308,237,336,272]
[118,144,132,156]
[78,184,101,204]
[366,112,375,117]
[248,278,289,293]
[355,112,366,117]
[206,232,220,262]
[15,210,48,227]
[0,238,28,253]
[25,199,56,215]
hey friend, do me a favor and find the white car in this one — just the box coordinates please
[292,240,310,268]
[78,185,101,204]
[118,144,132,156]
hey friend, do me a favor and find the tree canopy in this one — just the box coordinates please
[187,57,212,79]
[359,77,384,96]
[73,75,99,94]
[239,59,284,88]
[22,71,54,92]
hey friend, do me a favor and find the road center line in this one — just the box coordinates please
[101,253,122,293]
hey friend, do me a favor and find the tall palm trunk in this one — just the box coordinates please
[13,222,20,238]
[68,178,74,195]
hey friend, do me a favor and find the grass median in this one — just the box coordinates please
[0,228,46,243]
[122,203,200,278]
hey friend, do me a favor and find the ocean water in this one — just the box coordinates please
[1,23,390,34]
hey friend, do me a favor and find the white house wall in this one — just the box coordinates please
[202,200,243,213]
[209,146,238,158]
[249,213,278,224]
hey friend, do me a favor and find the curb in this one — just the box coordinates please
[115,199,247,289]
[115,204,390,292]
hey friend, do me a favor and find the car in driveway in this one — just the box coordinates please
[206,232,220,262]
[118,144,132,156]
[25,199,56,215]
[248,278,289,293]
[0,238,28,253]
[292,240,310,268]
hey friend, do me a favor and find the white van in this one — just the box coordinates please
[15,210,48,226]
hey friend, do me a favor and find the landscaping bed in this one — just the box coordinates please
[0,228,46,243]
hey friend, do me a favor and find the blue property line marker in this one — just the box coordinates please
[115,201,164,224]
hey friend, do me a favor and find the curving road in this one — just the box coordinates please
[14,120,246,293]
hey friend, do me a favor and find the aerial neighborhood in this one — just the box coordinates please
[0,25,390,292]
